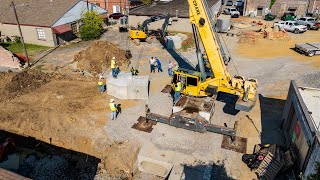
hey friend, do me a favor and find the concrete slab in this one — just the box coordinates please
[107,72,149,99]
[138,156,173,178]
[166,36,182,50]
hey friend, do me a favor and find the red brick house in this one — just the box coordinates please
[88,0,138,14]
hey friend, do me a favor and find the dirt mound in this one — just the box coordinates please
[239,28,289,44]
[100,141,140,178]
[1,71,50,100]
[74,41,129,75]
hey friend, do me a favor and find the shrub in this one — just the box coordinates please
[80,11,103,40]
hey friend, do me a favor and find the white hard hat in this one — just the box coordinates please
[110,99,114,103]
[112,57,115,60]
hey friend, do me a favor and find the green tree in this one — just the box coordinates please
[80,11,103,40]
[270,0,276,9]
[308,162,320,180]
[142,0,152,6]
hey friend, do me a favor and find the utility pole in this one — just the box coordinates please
[11,1,30,67]
[86,0,89,11]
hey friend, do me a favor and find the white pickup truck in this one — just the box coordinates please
[274,21,308,34]
[223,8,240,18]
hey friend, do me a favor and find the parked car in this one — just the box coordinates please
[226,0,233,6]
[109,13,127,19]
[224,8,240,18]
[274,21,307,34]
[235,0,243,7]
[296,17,319,30]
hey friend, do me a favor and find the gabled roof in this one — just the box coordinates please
[0,0,79,27]
[129,0,219,18]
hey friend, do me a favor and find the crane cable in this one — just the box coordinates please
[219,33,240,75]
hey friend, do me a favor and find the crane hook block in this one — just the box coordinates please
[199,18,205,26]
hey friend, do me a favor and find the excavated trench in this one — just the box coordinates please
[0,130,100,179]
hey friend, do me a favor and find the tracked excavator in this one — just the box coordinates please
[129,13,170,45]
[144,0,258,136]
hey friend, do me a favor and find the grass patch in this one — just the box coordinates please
[0,42,51,58]
[167,31,195,51]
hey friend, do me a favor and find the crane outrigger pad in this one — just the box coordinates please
[145,96,237,136]
[235,96,257,112]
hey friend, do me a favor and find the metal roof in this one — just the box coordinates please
[299,87,320,131]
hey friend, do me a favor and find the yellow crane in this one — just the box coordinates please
[173,0,258,112]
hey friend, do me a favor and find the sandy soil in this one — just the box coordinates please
[0,70,139,177]
[236,30,320,63]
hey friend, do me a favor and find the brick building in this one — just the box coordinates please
[244,0,311,18]
[88,0,134,14]
[308,0,320,14]
[243,0,270,17]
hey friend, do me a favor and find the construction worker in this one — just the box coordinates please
[173,62,179,72]
[130,67,138,76]
[109,99,117,120]
[155,57,163,73]
[149,57,156,73]
[174,80,182,103]
[111,57,116,78]
[98,76,105,94]
[168,61,174,77]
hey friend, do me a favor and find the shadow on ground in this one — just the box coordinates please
[159,38,195,70]
[0,130,100,180]
[182,162,235,180]
[259,94,286,146]
[216,93,240,115]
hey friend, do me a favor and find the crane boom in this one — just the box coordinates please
[189,0,229,79]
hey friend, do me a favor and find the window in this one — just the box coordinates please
[96,3,100,7]
[299,18,306,21]
[307,18,315,22]
[71,23,78,34]
[36,28,46,40]
[187,77,198,86]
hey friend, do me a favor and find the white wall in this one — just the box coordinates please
[0,23,55,47]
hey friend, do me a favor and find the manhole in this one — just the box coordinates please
[161,85,172,93]
[132,116,157,133]
[221,135,247,154]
